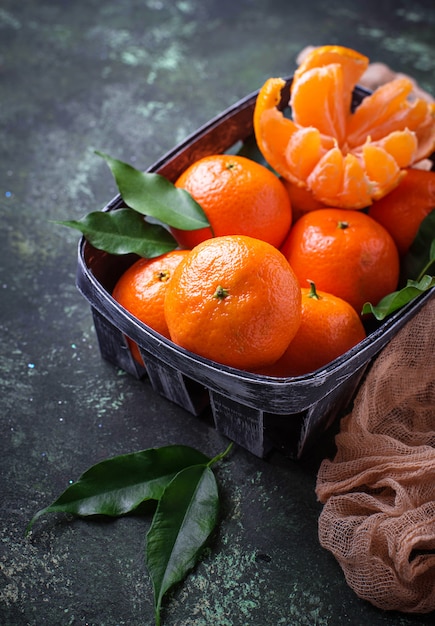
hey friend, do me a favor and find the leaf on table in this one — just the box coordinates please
[26,445,210,534]
[362,274,435,320]
[146,464,220,626]
[401,209,435,281]
[96,151,210,231]
[56,208,178,257]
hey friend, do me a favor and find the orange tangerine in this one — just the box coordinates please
[164,235,302,371]
[171,154,292,249]
[112,250,189,364]
[259,281,367,377]
[281,208,400,313]
[369,168,435,256]
[254,45,435,209]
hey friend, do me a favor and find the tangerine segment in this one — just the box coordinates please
[306,148,374,209]
[362,143,405,199]
[346,78,430,147]
[340,153,374,207]
[164,235,302,371]
[372,129,418,168]
[305,147,342,202]
[290,64,347,144]
[293,45,369,95]
[284,127,334,182]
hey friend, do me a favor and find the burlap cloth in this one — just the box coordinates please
[316,295,435,613]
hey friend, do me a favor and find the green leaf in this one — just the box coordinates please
[26,445,210,534]
[362,274,435,320]
[146,464,220,626]
[56,208,178,257]
[401,209,435,281]
[96,151,210,231]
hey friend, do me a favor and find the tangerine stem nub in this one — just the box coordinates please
[307,279,321,300]
[213,285,229,300]
[337,221,349,230]
[155,269,170,282]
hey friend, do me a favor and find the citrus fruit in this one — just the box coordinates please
[368,168,435,256]
[253,45,435,209]
[281,177,326,222]
[281,208,400,313]
[170,154,292,249]
[164,235,302,371]
[112,249,189,363]
[259,281,367,377]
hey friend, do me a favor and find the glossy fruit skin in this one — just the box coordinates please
[112,250,189,363]
[281,177,326,222]
[368,168,435,256]
[281,208,400,314]
[164,235,302,372]
[170,154,292,250]
[259,283,367,377]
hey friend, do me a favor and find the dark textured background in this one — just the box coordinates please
[1,1,434,624]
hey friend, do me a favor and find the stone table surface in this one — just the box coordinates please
[1,1,434,625]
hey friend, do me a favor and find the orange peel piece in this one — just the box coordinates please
[252,77,299,178]
[253,45,435,209]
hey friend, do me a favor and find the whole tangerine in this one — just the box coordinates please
[281,177,326,222]
[164,235,302,371]
[112,249,189,363]
[281,208,400,313]
[171,154,292,249]
[259,281,367,377]
[368,168,435,256]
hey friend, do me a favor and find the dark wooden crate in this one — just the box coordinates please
[76,79,434,459]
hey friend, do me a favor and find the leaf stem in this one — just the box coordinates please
[417,257,435,282]
[208,442,234,467]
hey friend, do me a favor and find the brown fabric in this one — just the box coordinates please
[316,296,435,614]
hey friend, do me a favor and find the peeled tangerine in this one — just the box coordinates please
[253,45,435,209]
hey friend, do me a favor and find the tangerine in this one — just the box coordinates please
[368,168,435,256]
[164,235,302,371]
[259,281,367,377]
[170,154,292,249]
[112,249,189,364]
[253,45,435,209]
[281,208,400,313]
[281,177,326,222]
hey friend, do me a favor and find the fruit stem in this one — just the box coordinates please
[155,269,170,282]
[337,220,349,229]
[213,285,229,300]
[307,279,321,300]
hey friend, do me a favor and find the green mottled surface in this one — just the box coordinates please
[1,1,434,624]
